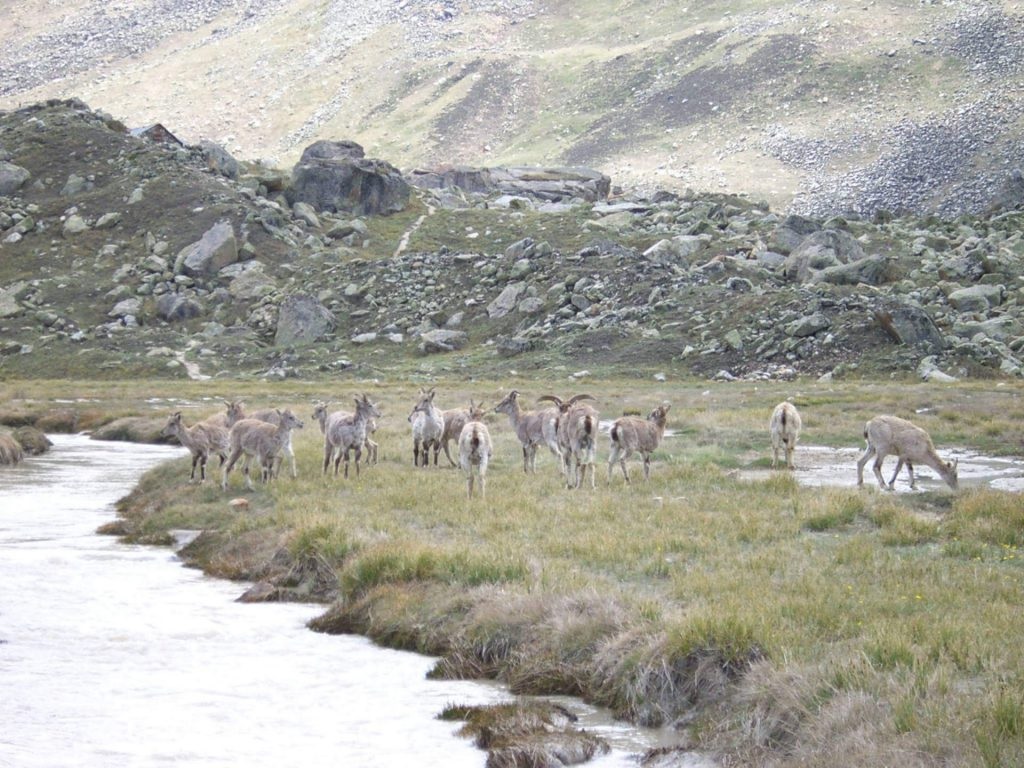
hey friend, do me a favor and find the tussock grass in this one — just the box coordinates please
[11,375,1024,767]
[0,432,24,465]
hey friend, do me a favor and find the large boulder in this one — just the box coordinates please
[487,282,527,319]
[0,162,30,196]
[947,284,1004,312]
[156,293,204,322]
[874,301,946,352]
[199,140,240,180]
[288,140,409,216]
[419,329,468,353]
[782,229,865,282]
[274,294,336,346]
[814,254,891,286]
[175,221,238,277]
[407,164,611,202]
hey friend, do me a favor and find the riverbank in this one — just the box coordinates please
[3,376,1023,766]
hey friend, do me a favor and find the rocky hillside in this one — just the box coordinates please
[1,0,1023,217]
[1,100,1022,382]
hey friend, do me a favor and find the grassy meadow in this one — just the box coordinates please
[3,375,1023,767]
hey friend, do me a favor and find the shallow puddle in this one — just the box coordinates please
[742,445,1024,493]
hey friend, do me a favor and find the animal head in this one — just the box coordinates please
[538,394,594,414]
[224,400,245,426]
[408,388,437,421]
[312,401,329,423]
[945,458,959,490]
[494,390,520,414]
[356,393,382,420]
[160,411,183,437]
[468,399,486,421]
[278,409,304,430]
[648,402,671,425]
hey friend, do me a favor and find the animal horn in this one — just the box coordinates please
[537,395,564,406]
[567,394,596,405]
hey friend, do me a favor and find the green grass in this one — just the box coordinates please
[5,375,1024,766]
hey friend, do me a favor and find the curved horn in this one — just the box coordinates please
[537,395,564,406]
[567,394,596,405]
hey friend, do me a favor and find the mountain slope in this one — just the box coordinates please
[2,0,1023,216]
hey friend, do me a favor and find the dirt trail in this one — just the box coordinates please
[393,203,436,258]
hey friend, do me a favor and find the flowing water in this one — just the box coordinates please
[0,435,685,768]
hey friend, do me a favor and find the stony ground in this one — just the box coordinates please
[1,100,1022,383]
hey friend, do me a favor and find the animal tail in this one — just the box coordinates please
[781,409,787,429]
[610,424,619,443]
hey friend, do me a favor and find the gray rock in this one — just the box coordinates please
[724,329,744,351]
[487,282,526,318]
[814,255,890,286]
[518,296,546,315]
[228,263,276,300]
[497,336,536,356]
[199,140,239,179]
[109,298,142,318]
[783,229,865,282]
[156,293,203,322]
[947,284,1004,312]
[954,316,1022,342]
[874,302,946,352]
[0,162,31,195]
[510,258,533,279]
[918,357,958,383]
[419,328,468,353]
[61,173,89,197]
[62,215,89,237]
[786,313,831,337]
[274,294,336,346]
[176,221,238,277]
[292,201,321,229]
[94,212,122,230]
[642,235,707,265]
[0,282,27,318]
[288,140,409,216]
[725,277,754,292]
[351,332,378,345]
[769,214,821,255]
[408,164,610,202]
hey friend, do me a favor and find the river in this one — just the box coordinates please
[0,435,680,767]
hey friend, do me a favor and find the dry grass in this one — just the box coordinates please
[5,375,1024,766]
[0,432,24,465]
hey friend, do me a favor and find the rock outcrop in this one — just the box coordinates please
[287,140,410,216]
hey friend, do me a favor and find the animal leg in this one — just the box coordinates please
[906,460,916,489]
[872,456,890,491]
[242,456,255,491]
[442,440,458,468]
[888,458,904,490]
[222,448,242,490]
[856,445,875,487]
